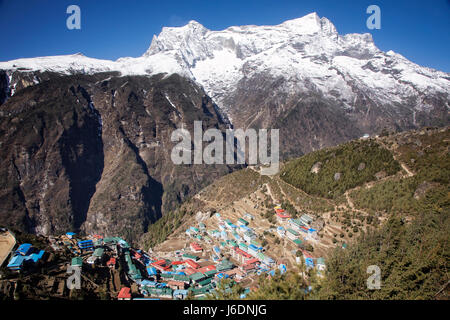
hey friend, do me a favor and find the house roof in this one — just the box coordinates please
[276,211,291,219]
[118,287,131,299]
[93,248,104,257]
[185,259,200,269]
[8,255,25,268]
[238,218,249,225]
[197,278,212,286]
[182,253,199,260]
[190,272,206,281]
[71,257,83,267]
[15,243,32,256]
[197,265,216,274]
[173,274,190,282]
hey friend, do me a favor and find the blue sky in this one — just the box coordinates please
[0,0,449,71]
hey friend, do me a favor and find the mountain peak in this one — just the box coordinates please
[280,12,332,34]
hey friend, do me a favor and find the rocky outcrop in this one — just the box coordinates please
[0,73,238,242]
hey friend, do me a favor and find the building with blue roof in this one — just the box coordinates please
[173,289,188,300]
[7,255,25,271]
[15,243,32,256]
[8,245,45,271]
[66,232,76,239]
[140,280,158,287]
[24,250,45,263]
[305,257,314,268]
[146,266,158,276]
[78,239,94,250]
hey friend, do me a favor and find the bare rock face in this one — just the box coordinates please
[310,161,322,174]
[0,73,237,242]
[414,181,437,200]
[374,171,387,180]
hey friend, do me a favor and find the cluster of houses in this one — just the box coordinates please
[65,231,242,300]
[275,207,319,244]
[274,206,326,273]
[182,212,307,289]
[116,245,244,300]
[6,243,46,272]
[3,205,328,300]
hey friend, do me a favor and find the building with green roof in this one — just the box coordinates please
[173,274,190,283]
[217,259,234,272]
[290,218,306,229]
[93,248,104,257]
[182,253,199,261]
[300,214,314,226]
[198,278,212,287]
[239,243,248,250]
[204,270,217,278]
[71,257,83,267]
[238,218,249,226]
[190,272,206,283]
[293,239,304,248]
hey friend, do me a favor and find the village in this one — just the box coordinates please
[0,204,326,300]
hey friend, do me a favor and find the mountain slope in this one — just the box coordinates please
[149,127,449,299]
[0,72,237,242]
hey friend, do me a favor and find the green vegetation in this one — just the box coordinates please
[202,169,271,203]
[280,140,400,199]
[246,270,312,300]
[206,279,245,300]
[276,179,334,212]
[140,208,190,249]
[351,129,449,215]
[313,192,449,299]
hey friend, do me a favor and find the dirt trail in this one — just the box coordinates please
[377,139,415,178]
[400,162,414,177]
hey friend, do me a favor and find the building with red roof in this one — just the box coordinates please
[185,259,201,269]
[151,259,171,272]
[241,263,258,273]
[197,265,216,273]
[118,287,131,300]
[231,247,253,264]
[244,258,259,265]
[167,280,186,290]
[107,257,116,269]
[183,267,197,276]
[190,242,203,252]
[276,209,291,221]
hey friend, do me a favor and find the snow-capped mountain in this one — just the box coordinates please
[2,13,448,106]
[1,12,449,155]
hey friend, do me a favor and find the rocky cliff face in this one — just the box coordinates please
[0,72,237,242]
